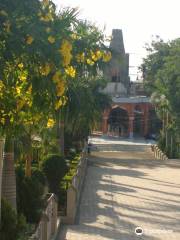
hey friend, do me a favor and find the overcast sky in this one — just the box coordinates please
[53,0,180,81]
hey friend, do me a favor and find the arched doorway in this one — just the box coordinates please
[133,105,143,137]
[107,107,129,137]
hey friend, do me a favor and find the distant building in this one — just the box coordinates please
[101,29,155,138]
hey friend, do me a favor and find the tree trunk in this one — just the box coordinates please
[170,134,173,158]
[165,111,169,150]
[25,152,32,177]
[1,138,17,211]
[57,111,65,156]
[25,136,32,177]
[0,138,5,223]
[59,121,64,156]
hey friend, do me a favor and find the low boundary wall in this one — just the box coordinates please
[61,147,88,224]
[151,144,168,161]
[30,193,59,240]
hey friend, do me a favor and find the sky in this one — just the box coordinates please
[53,0,180,81]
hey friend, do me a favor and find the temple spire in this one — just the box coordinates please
[110,29,125,54]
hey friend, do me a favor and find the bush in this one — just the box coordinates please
[41,154,68,195]
[16,165,45,223]
[59,154,81,212]
[31,166,46,185]
[0,199,26,240]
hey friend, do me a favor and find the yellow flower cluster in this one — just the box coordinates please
[52,71,62,83]
[19,72,27,82]
[27,84,32,94]
[59,40,72,66]
[76,53,85,63]
[71,33,78,40]
[47,118,55,128]
[0,80,4,91]
[102,51,112,62]
[18,63,24,69]
[91,50,102,61]
[54,96,67,110]
[16,99,25,111]
[52,71,66,96]
[55,99,63,110]
[65,66,76,78]
[26,35,34,45]
[48,36,55,44]
[26,99,32,107]
[41,14,53,22]
[16,86,22,95]
[85,50,111,65]
[39,5,53,22]
[56,81,65,97]
[0,110,6,125]
[15,81,32,111]
[40,63,51,76]
[0,80,5,98]
[87,58,94,66]
[0,117,5,125]
[22,112,43,126]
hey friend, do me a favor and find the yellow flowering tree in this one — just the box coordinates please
[0,0,112,217]
[0,0,78,209]
[55,20,112,154]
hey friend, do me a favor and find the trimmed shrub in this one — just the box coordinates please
[41,154,68,195]
[59,154,81,213]
[0,198,26,240]
[16,165,45,223]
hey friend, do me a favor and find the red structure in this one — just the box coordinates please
[102,100,153,138]
[100,29,154,138]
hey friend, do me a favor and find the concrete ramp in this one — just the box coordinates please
[57,137,180,240]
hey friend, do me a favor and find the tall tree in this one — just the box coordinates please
[0,0,78,209]
[141,38,180,158]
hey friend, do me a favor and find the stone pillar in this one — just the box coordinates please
[0,139,4,223]
[41,213,49,240]
[67,186,77,224]
[128,116,134,138]
[51,197,58,235]
[102,117,108,135]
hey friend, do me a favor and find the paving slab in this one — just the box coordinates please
[57,142,180,240]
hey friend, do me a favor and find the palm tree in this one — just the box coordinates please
[2,137,16,210]
[1,138,17,211]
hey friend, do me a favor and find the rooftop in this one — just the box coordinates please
[112,96,150,103]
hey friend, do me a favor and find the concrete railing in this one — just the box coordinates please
[62,147,88,224]
[30,193,59,240]
[151,144,168,161]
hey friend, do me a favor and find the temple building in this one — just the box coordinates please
[101,29,155,138]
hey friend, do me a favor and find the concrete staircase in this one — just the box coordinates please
[90,142,155,161]
[92,143,151,152]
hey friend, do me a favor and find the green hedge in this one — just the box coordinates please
[41,154,68,195]
[59,154,81,213]
[16,165,45,223]
[0,199,26,240]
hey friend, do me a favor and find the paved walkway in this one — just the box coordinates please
[58,139,180,240]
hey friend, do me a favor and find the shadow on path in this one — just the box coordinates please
[58,148,180,240]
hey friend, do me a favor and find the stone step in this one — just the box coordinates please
[91,143,152,152]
